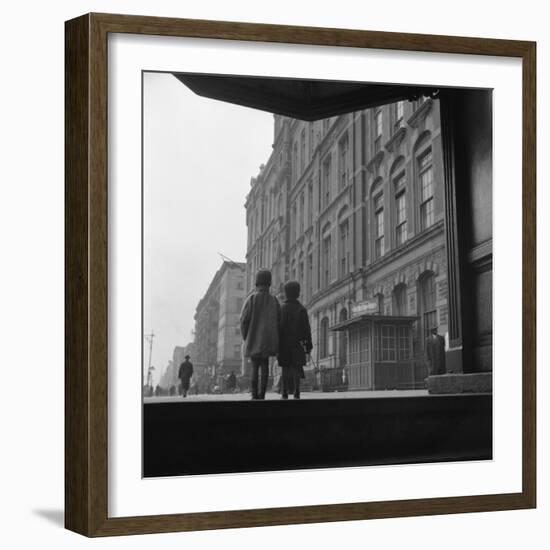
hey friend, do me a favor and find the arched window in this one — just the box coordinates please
[322,154,332,209]
[338,132,349,190]
[307,244,314,302]
[373,109,383,154]
[300,128,306,173]
[392,283,407,315]
[418,148,434,231]
[414,132,434,233]
[339,219,350,278]
[292,141,298,182]
[392,100,404,133]
[339,309,348,367]
[373,191,384,259]
[307,179,314,226]
[419,272,437,344]
[391,159,407,247]
[292,202,297,242]
[321,223,332,288]
[320,317,330,359]
[298,252,305,293]
[299,192,305,235]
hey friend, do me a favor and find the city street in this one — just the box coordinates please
[144,388,429,403]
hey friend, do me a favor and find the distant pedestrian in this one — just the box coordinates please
[425,328,446,376]
[178,355,194,398]
[240,269,281,400]
[277,281,312,400]
[226,370,237,393]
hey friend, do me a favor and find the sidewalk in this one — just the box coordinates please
[144,388,429,404]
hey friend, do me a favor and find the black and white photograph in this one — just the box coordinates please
[141,72,493,477]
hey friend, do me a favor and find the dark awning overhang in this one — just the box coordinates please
[330,314,419,332]
[173,73,438,121]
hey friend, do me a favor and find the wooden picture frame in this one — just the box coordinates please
[65,12,536,537]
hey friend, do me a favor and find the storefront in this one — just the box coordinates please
[330,314,422,390]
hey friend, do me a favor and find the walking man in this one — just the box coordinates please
[240,269,281,400]
[277,281,312,400]
[178,354,194,398]
[425,328,446,376]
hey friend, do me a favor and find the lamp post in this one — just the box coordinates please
[147,365,156,396]
[144,330,155,395]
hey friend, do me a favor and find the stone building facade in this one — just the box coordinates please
[245,97,448,389]
[193,261,246,375]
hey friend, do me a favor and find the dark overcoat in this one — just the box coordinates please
[425,334,446,375]
[277,298,313,369]
[240,288,281,359]
[178,360,194,389]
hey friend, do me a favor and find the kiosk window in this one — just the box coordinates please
[381,325,396,361]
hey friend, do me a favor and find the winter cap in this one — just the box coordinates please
[255,269,272,287]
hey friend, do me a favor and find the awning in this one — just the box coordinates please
[173,73,438,121]
[330,314,419,332]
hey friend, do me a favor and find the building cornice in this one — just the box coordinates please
[406,98,434,129]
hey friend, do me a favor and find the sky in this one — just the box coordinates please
[143,72,274,380]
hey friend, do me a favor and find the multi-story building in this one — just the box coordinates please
[245,97,448,390]
[193,261,246,375]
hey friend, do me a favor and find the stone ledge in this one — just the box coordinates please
[428,372,492,394]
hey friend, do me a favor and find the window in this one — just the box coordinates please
[320,317,329,358]
[339,221,349,278]
[374,109,383,153]
[420,273,437,343]
[394,172,407,246]
[339,134,349,190]
[322,118,330,134]
[292,202,297,242]
[398,325,410,360]
[393,101,404,132]
[300,128,306,173]
[381,325,396,361]
[374,193,384,259]
[322,155,331,209]
[307,250,313,300]
[292,142,298,182]
[322,234,331,287]
[309,123,314,159]
[392,284,407,316]
[307,180,313,226]
[299,192,305,235]
[419,149,434,230]
[298,255,304,292]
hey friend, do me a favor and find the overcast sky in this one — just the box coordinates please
[143,72,274,380]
